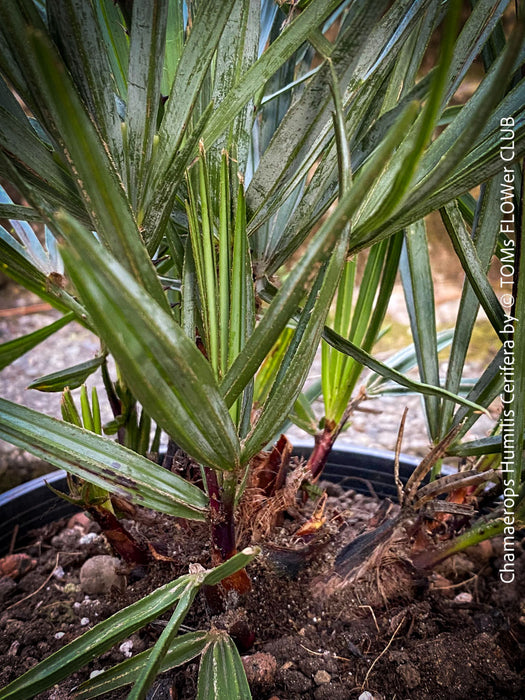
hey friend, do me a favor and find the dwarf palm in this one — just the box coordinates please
[0,1,524,697]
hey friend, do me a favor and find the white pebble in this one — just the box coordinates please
[7,641,19,656]
[80,617,90,626]
[54,632,65,640]
[119,640,133,658]
[359,692,374,700]
[79,533,98,545]
[53,566,65,580]
[89,670,104,679]
[454,592,473,604]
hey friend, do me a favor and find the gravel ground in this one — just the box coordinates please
[0,281,496,492]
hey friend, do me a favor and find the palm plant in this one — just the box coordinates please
[0,0,524,697]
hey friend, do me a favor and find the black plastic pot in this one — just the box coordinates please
[0,471,75,555]
[292,440,420,499]
[0,441,420,555]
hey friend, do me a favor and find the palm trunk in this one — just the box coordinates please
[307,420,336,482]
[87,505,149,566]
[205,468,251,594]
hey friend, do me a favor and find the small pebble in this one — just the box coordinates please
[314,670,331,685]
[89,670,104,679]
[454,592,473,604]
[79,532,99,546]
[54,632,65,640]
[119,640,134,658]
[0,553,36,579]
[53,566,65,580]
[7,641,19,656]
[80,617,90,626]
[359,692,374,700]
[79,555,126,595]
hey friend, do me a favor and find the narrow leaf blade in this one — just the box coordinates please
[74,632,210,699]
[197,633,251,700]
[0,312,73,371]
[58,213,240,471]
[0,575,193,700]
[27,355,105,392]
[0,398,208,519]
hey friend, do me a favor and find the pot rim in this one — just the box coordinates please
[0,441,422,555]
[0,440,421,506]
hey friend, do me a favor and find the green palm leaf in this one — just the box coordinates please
[197,632,251,700]
[0,398,208,519]
[0,549,257,700]
[58,212,240,472]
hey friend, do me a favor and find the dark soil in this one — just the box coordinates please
[0,482,524,700]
